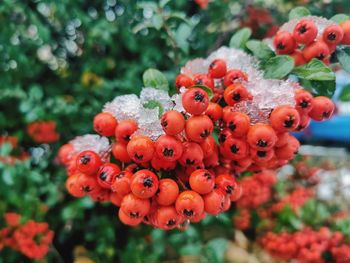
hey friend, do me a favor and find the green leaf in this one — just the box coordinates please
[229,27,252,49]
[192,84,214,99]
[143,100,164,117]
[331,14,349,24]
[204,238,228,263]
[142,68,169,91]
[336,47,350,73]
[151,14,163,30]
[246,40,274,60]
[263,55,294,79]
[338,84,350,101]
[300,79,336,97]
[179,243,202,256]
[288,7,311,20]
[293,59,335,81]
[175,23,192,53]
[159,0,171,8]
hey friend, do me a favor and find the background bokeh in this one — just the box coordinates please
[1,1,350,262]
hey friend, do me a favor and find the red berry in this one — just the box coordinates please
[175,74,194,90]
[223,69,248,87]
[203,189,226,215]
[127,135,154,163]
[179,142,204,166]
[308,96,335,121]
[230,183,243,202]
[130,169,159,199]
[97,163,121,189]
[110,192,123,206]
[231,157,252,173]
[156,178,179,206]
[200,136,217,158]
[189,169,215,194]
[182,88,209,115]
[204,102,223,122]
[151,155,177,171]
[175,190,204,219]
[193,74,214,90]
[302,41,330,63]
[208,59,227,78]
[223,83,252,106]
[112,142,131,163]
[247,124,277,150]
[185,115,213,143]
[115,120,138,145]
[155,206,182,230]
[294,89,314,114]
[76,150,102,176]
[290,50,307,66]
[270,105,300,132]
[273,31,296,54]
[221,136,248,160]
[218,128,233,144]
[160,110,185,135]
[295,113,311,131]
[293,19,318,45]
[93,112,118,137]
[120,193,150,220]
[111,171,133,196]
[118,208,142,226]
[340,20,350,45]
[58,143,74,165]
[76,173,101,196]
[275,132,290,148]
[250,148,275,162]
[215,174,237,196]
[155,135,183,162]
[89,188,111,202]
[323,24,344,45]
[66,173,85,198]
[275,135,300,160]
[223,111,250,137]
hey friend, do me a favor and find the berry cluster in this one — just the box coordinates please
[59,47,335,229]
[236,170,276,209]
[27,120,60,144]
[260,227,344,262]
[274,18,350,66]
[177,59,334,172]
[59,104,242,229]
[0,213,54,260]
[270,187,314,213]
[233,208,251,230]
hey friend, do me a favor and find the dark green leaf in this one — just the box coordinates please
[263,55,294,79]
[288,7,311,20]
[339,84,350,101]
[246,40,274,60]
[331,14,349,24]
[143,68,169,91]
[192,84,214,99]
[204,238,228,263]
[300,79,336,97]
[336,47,350,73]
[293,59,335,81]
[175,23,192,53]
[229,28,252,49]
[151,14,163,30]
[179,243,202,256]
